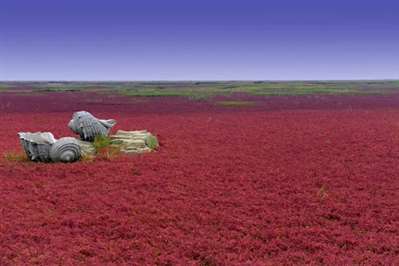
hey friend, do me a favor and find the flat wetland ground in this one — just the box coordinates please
[1,81,399,265]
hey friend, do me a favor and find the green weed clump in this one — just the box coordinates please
[93,135,120,160]
[93,135,112,151]
[146,135,159,150]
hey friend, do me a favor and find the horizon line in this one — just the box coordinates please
[1,79,399,83]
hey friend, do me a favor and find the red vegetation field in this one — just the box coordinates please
[1,91,399,265]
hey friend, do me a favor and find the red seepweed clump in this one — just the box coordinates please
[0,91,399,265]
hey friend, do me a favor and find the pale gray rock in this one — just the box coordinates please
[49,137,81,163]
[68,111,116,142]
[18,132,56,162]
[18,133,82,163]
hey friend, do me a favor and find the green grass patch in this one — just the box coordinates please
[93,135,121,160]
[4,80,399,98]
[35,87,84,92]
[145,134,159,150]
[0,84,12,92]
[118,87,223,100]
[29,82,111,93]
[216,100,256,107]
[229,83,361,96]
[118,81,399,99]
[93,135,112,152]
[116,82,236,100]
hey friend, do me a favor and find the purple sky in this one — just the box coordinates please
[1,0,398,80]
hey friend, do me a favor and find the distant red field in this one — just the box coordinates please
[1,91,399,264]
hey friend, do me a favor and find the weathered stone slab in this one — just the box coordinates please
[76,130,158,156]
[76,139,96,157]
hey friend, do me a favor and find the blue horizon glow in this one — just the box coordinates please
[1,0,398,81]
